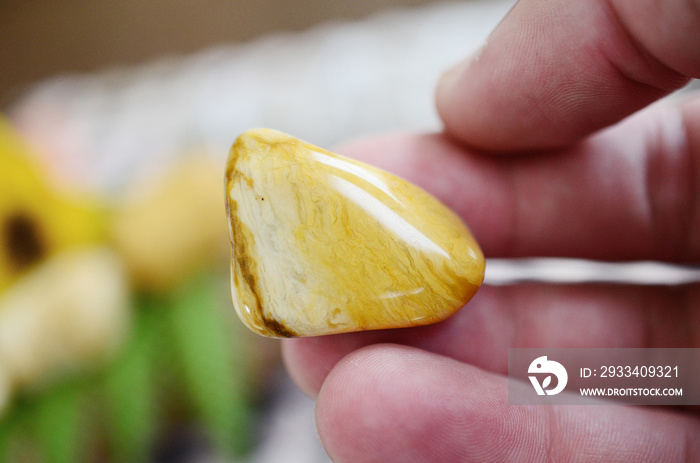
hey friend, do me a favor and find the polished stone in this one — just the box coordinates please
[225,129,484,337]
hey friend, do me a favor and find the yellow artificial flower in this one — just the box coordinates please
[111,155,229,291]
[0,247,130,414]
[0,116,105,292]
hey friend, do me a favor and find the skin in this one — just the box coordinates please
[283,0,700,460]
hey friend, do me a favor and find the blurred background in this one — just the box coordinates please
[5,1,697,462]
[9,0,700,463]
[0,0,700,463]
[0,0,462,105]
[0,1,516,462]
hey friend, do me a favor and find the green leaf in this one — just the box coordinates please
[102,295,162,463]
[0,398,33,463]
[30,382,84,463]
[166,274,253,456]
[0,411,12,463]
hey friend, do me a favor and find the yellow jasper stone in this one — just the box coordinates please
[225,128,484,338]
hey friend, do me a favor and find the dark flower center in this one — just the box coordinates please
[4,212,46,270]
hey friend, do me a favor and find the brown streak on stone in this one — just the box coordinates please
[227,186,298,338]
[261,318,297,338]
[227,137,255,189]
[227,198,262,311]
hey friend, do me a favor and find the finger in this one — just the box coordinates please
[283,283,700,397]
[435,0,698,151]
[336,97,700,261]
[284,97,700,398]
[316,345,700,462]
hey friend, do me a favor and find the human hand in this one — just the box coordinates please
[283,0,700,460]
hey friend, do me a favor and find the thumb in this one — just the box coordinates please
[436,0,699,152]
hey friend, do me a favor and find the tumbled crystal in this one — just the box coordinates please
[225,128,484,338]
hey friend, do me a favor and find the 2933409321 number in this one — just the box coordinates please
[600,365,678,378]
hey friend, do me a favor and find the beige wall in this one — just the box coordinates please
[0,0,436,105]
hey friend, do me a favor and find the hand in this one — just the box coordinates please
[283,0,700,460]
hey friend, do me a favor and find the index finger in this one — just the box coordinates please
[340,97,700,261]
[436,0,699,152]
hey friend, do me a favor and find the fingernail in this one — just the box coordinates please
[437,59,467,98]
[436,46,483,101]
